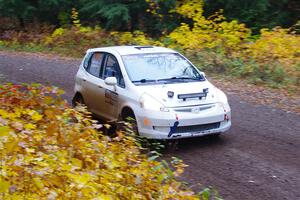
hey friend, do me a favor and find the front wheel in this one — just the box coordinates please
[123,115,138,136]
[119,108,139,136]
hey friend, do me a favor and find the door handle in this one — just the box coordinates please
[82,79,87,82]
[98,85,102,88]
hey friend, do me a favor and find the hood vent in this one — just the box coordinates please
[134,46,153,50]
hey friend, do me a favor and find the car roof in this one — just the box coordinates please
[87,46,177,56]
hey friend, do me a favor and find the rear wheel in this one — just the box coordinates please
[72,93,85,107]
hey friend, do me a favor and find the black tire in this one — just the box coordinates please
[209,133,221,139]
[164,139,179,152]
[121,109,139,135]
[72,93,85,107]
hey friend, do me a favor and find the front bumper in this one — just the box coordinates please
[135,103,231,140]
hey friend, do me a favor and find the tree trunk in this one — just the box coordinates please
[18,17,25,30]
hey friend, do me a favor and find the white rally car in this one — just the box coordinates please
[73,46,231,139]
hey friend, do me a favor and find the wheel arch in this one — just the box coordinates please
[120,106,136,120]
[72,92,84,106]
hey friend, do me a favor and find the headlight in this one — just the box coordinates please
[215,88,230,111]
[140,93,169,112]
[215,88,228,104]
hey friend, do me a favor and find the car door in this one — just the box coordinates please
[100,53,126,120]
[81,52,106,116]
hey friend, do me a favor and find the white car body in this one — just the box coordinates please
[73,46,231,139]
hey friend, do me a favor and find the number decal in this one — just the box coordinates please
[105,89,118,105]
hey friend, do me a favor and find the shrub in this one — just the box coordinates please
[0,83,199,199]
[166,0,251,53]
[242,28,300,86]
[110,30,163,46]
[42,27,162,57]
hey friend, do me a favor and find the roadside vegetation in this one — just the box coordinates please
[0,83,223,199]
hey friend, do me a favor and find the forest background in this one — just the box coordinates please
[0,0,299,89]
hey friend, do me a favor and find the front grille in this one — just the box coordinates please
[173,104,215,113]
[174,122,220,133]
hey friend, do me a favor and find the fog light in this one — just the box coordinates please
[224,114,229,121]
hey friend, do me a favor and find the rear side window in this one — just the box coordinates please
[87,52,104,77]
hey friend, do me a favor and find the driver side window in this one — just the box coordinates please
[103,54,125,88]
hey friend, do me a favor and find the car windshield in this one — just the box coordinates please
[122,53,204,84]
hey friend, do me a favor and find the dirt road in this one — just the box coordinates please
[1,51,299,200]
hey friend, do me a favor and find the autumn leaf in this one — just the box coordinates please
[31,112,43,121]
[0,178,10,193]
[0,126,10,136]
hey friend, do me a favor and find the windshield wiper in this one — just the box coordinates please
[132,79,157,83]
[158,77,204,82]
[132,77,204,84]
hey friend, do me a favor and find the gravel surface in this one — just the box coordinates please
[1,51,300,200]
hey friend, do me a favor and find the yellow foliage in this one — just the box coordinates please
[0,83,199,199]
[44,28,65,45]
[111,30,163,46]
[52,28,65,37]
[71,8,81,28]
[168,0,251,52]
[244,28,300,76]
[246,28,300,61]
[79,26,93,33]
[175,0,204,20]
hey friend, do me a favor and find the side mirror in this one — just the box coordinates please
[200,72,206,77]
[104,77,117,86]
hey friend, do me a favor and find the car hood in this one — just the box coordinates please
[136,81,218,107]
